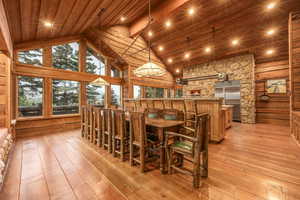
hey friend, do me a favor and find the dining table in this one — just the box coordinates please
[126,114,184,174]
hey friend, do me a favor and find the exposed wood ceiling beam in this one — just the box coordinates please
[129,0,191,37]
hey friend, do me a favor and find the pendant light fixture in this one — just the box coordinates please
[90,77,110,86]
[133,0,166,78]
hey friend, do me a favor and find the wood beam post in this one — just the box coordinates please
[129,0,190,37]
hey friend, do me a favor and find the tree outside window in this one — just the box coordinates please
[52,80,79,115]
[86,47,105,75]
[18,76,43,117]
[52,42,79,71]
[86,84,105,107]
[111,85,121,106]
[18,49,43,66]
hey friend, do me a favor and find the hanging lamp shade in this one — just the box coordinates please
[134,62,166,77]
[90,77,110,86]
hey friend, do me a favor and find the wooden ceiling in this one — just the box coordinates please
[3,0,300,76]
[3,0,160,44]
[137,0,300,75]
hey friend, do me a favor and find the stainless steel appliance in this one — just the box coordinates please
[215,80,241,122]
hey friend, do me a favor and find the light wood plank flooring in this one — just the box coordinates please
[1,123,300,200]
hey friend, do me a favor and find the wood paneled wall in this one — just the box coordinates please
[290,11,300,145]
[0,54,11,128]
[255,60,290,126]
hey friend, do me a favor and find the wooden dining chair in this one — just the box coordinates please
[129,112,148,172]
[165,113,210,188]
[86,105,93,141]
[93,107,102,147]
[81,106,87,138]
[161,109,184,121]
[112,110,127,161]
[102,109,112,153]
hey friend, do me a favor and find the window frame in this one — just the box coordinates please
[51,41,80,72]
[51,79,81,116]
[16,75,45,119]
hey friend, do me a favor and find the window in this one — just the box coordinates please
[111,85,121,106]
[52,42,79,71]
[175,89,183,98]
[111,67,121,78]
[18,49,43,66]
[145,87,164,98]
[18,76,43,117]
[86,84,105,106]
[86,47,105,75]
[133,85,141,99]
[52,80,79,115]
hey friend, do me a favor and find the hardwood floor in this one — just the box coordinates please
[1,123,300,200]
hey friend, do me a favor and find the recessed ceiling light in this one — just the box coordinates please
[267,2,276,10]
[188,8,195,16]
[266,49,275,55]
[266,29,276,36]
[205,47,211,53]
[167,58,173,63]
[43,21,53,28]
[184,53,190,59]
[120,16,126,22]
[231,39,239,46]
[158,46,164,51]
[165,20,171,28]
[148,31,153,37]
[176,69,180,73]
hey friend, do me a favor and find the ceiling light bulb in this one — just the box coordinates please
[205,47,211,53]
[148,31,153,37]
[188,8,195,16]
[176,69,180,73]
[267,29,275,36]
[158,46,164,51]
[168,58,173,63]
[120,16,126,22]
[266,49,274,55]
[267,2,276,10]
[184,53,190,59]
[43,21,53,28]
[165,20,171,28]
[231,39,239,46]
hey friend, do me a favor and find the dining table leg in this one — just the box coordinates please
[158,127,167,174]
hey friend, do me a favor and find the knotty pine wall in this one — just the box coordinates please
[255,60,290,126]
[0,53,11,129]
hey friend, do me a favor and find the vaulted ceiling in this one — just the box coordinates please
[3,0,300,76]
[3,0,160,43]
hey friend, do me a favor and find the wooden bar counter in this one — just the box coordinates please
[124,98,226,142]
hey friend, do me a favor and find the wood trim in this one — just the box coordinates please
[15,35,83,51]
[13,63,122,84]
[0,0,13,57]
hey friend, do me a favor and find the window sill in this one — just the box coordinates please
[17,114,80,122]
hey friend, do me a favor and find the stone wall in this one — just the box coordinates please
[183,54,256,123]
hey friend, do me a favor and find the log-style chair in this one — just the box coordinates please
[129,112,148,172]
[93,107,102,147]
[165,113,210,188]
[86,105,93,141]
[161,109,184,121]
[81,106,87,138]
[112,110,127,161]
[102,109,112,153]
[144,108,161,119]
